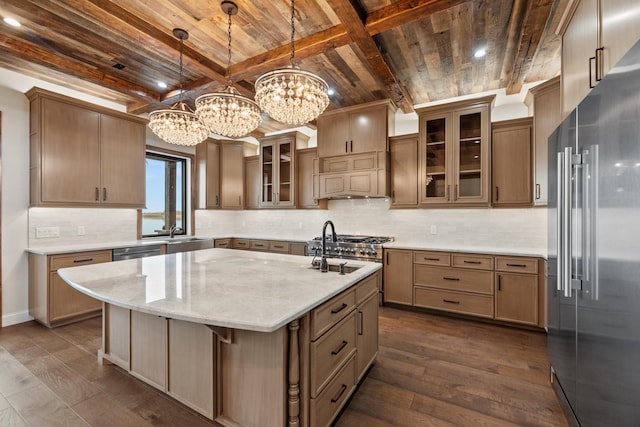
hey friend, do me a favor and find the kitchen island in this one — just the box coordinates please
[58,248,381,427]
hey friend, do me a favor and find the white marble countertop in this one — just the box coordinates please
[58,249,381,333]
[383,241,547,259]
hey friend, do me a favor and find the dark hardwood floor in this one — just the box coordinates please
[0,307,568,426]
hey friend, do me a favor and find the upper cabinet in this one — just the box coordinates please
[297,148,327,209]
[317,100,395,158]
[27,88,146,207]
[389,134,418,207]
[526,76,561,206]
[491,118,533,207]
[196,140,254,210]
[258,132,308,208]
[244,155,260,210]
[417,96,493,207]
[560,0,640,117]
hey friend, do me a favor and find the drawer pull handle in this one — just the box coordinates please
[358,311,364,335]
[331,384,347,403]
[443,277,460,281]
[273,245,284,249]
[423,257,440,261]
[331,340,348,356]
[506,263,527,268]
[331,303,348,314]
[463,260,481,264]
[443,299,460,305]
[73,258,94,263]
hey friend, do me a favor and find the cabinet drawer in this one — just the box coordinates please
[495,256,538,274]
[310,311,356,397]
[451,253,494,270]
[250,240,269,251]
[50,250,112,271]
[414,287,494,318]
[413,251,450,266]
[414,265,493,294]
[355,273,378,305]
[311,288,356,339]
[214,239,231,248]
[232,239,250,249]
[310,354,356,427]
[269,241,289,253]
[321,152,378,173]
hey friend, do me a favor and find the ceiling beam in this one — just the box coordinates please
[325,0,414,113]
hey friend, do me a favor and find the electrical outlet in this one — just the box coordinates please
[430,225,437,234]
[36,226,60,238]
[77,226,86,236]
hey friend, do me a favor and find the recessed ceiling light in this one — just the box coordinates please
[327,88,335,96]
[3,17,21,28]
[157,81,168,89]
[474,48,486,58]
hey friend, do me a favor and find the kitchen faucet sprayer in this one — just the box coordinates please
[320,220,337,272]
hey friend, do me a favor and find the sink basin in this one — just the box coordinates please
[165,237,214,254]
[309,261,361,274]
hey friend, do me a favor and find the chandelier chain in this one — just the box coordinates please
[178,35,184,103]
[226,11,232,84]
[290,0,295,66]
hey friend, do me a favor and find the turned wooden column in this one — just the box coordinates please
[288,319,300,427]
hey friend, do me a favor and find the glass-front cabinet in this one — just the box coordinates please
[259,132,309,208]
[418,96,493,206]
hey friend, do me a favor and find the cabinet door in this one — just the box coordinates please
[349,105,388,153]
[297,149,322,208]
[131,311,167,390]
[492,120,532,206]
[600,0,640,76]
[419,113,451,204]
[50,273,102,322]
[100,115,146,206]
[276,140,294,206]
[532,79,560,206]
[244,156,260,209]
[383,249,413,305]
[356,292,378,381]
[495,273,538,325]
[196,141,220,209]
[390,134,418,207]
[561,0,599,117]
[454,106,489,204]
[220,142,244,209]
[41,98,101,203]
[317,113,350,157]
[260,142,275,206]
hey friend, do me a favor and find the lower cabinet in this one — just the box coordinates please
[29,250,111,327]
[384,249,544,328]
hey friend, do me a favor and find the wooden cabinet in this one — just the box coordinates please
[526,76,561,206]
[389,134,418,207]
[491,118,533,207]
[560,0,640,117]
[214,238,231,248]
[495,256,539,326]
[244,155,260,209]
[259,132,308,208]
[356,285,378,381]
[297,148,327,209]
[383,249,413,305]
[196,140,247,209]
[130,310,167,390]
[29,250,111,327]
[318,152,388,198]
[317,100,395,157]
[417,96,493,207]
[27,88,146,207]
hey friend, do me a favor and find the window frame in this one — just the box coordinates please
[140,146,195,239]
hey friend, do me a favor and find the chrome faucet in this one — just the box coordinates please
[169,224,179,238]
[320,220,337,272]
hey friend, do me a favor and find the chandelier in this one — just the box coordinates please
[195,1,261,138]
[148,29,209,146]
[254,0,329,125]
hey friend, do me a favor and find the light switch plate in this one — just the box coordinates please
[36,226,60,238]
[77,226,86,236]
[430,225,437,234]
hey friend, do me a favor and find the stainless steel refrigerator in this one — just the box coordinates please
[548,40,640,426]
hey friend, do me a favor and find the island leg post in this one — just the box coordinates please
[288,319,300,427]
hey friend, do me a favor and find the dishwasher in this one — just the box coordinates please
[112,244,163,260]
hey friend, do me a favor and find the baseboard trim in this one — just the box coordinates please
[2,310,34,327]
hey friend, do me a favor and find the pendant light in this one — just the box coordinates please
[148,29,209,146]
[254,0,330,125]
[195,1,262,138]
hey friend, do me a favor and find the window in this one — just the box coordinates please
[142,152,187,237]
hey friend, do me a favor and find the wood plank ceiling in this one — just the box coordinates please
[0,0,567,135]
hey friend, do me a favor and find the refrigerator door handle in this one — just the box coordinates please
[583,145,599,300]
[556,151,564,292]
[563,147,573,297]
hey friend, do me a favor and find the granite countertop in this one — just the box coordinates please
[58,249,380,333]
[383,241,547,259]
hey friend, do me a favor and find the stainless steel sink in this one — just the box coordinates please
[165,237,214,254]
[309,261,361,274]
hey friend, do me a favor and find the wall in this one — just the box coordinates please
[195,199,547,253]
